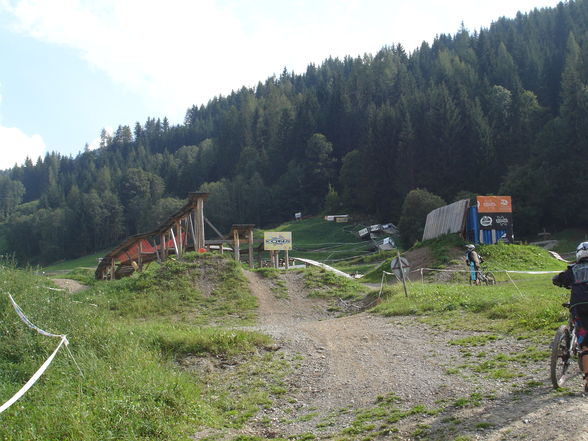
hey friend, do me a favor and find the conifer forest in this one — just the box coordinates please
[1,1,588,264]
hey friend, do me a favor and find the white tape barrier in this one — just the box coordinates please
[416,268,560,275]
[1,295,69,414]
[0,337,67,414]
[8,295,67,340]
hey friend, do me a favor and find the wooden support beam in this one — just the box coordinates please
[110,258,116,280]
[233,229,240,262]
[204,216,225,239]
[138,241,143,271]
[188,213,198,251]
[248,229,254,268]
[161,233,167,260]
[195,198,205,250]
[176,221,183,256]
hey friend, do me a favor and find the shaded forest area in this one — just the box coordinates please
[1,0,588,264]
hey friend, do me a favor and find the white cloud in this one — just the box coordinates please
[87,126,113,151]
[0,125,46,170]
[0,0,562,124]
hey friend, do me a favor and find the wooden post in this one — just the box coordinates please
[195,198,205,250]
[233,229,240,262]
[189,213,198,252]
[161,233,167,260]
[285,249,289,269]
[110,258,116,280]
[176,222,183,256]
[248,229,254,268]
[269,250,274,268]
[138,240,143,271]
[397,249,409,298]
[220,243,224,254]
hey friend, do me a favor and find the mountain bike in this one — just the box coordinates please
[468,267,496,285]
[550,303,583,388]
[478,268,496,285]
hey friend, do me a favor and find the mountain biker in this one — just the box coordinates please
[465,244,481,286]
[552,241,588,392]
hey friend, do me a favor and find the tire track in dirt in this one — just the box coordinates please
[243,270,588,440]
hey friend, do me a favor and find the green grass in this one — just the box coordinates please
[373,273,569,335]
[255,216,376,265]
[254,268,288,298]
[0,254,284,440]
[43,250,109,272]
[303,267,368,300]
[478,243,566,272]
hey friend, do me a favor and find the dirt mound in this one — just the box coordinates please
[403,246,465,282]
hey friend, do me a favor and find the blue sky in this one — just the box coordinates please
[0,0,563,170]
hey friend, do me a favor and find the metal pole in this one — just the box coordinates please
[397,249,408,297]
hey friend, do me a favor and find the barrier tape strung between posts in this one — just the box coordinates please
[0,295,69,415]
[416,268,560,275]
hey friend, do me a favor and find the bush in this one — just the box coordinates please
[398,189,445,248]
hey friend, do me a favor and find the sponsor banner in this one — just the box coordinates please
[264,232,292,250]
[477,196,512,213]
[478,213,512,230]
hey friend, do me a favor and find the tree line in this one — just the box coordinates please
[2,0,588,264]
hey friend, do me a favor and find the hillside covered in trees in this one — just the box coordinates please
[1,0,588,264]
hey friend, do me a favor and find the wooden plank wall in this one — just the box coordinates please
[422,199,469,241]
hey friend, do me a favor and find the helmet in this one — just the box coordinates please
[466,244,475,251]
[577,242,588,262]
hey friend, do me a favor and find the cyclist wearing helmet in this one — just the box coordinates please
[465,244,481,286]
[552,241,588,392]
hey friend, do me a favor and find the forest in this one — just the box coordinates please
[1,0,588,264]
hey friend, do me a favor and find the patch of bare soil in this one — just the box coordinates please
[51,278,88,294]
[200,270,588,440]
[404,246,466,283]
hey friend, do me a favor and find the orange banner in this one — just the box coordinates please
[477,196,512,213]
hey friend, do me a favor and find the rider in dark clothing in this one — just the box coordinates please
[465,244,481,285]
[552,241,588,392]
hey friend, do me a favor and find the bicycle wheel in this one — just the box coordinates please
[483,271,496,285]
[550,325,571,389]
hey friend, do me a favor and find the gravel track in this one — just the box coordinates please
[220,271,588,440]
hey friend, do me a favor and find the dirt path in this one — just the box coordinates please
[51,278,88,293]
[239,271,588,440]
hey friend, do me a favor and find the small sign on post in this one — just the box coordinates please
[263,232,292,251]
[264,232,293,269]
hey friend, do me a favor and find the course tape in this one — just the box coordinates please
[416,268,560,275]
[1,295,69,415]
[0,337,66,414]
[8,295,66,339]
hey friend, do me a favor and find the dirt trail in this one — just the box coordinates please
[239,270,588,440]
[51,278,88,293]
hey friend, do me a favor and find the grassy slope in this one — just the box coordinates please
[42,250,108,272]
[255,216,376,264]
[0,254,283,440]
[374,242,569,337]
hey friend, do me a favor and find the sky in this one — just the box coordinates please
[0,0,564,171]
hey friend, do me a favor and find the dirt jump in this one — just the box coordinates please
[235,270,588,440]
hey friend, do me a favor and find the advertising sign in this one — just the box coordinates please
[477,196,512,213]
[478,213,513,230]
[264,232,292,251]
